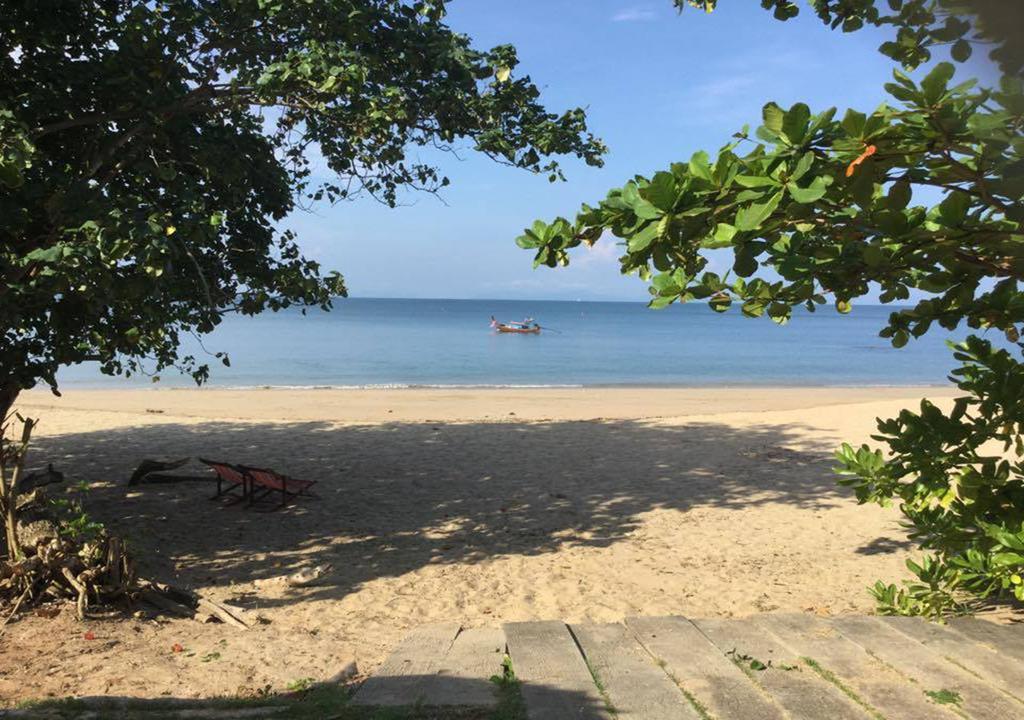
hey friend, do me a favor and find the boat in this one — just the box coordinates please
[491,316,541,334]
[496,324,540,334]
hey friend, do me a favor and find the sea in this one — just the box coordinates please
[56,298,990,389]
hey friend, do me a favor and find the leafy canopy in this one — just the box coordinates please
[519,1,1023,615]
[0,0,605,395]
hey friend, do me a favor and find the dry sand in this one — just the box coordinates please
[1,385,956,704]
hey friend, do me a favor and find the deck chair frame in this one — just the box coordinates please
[238,465,316,510]
[199,458,249,505]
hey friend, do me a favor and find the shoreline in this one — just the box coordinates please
[17,385,957,424]
[47,380,952,390]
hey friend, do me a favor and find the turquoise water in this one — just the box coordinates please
[57,298,985,388]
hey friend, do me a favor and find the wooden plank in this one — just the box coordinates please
[694,617,871,720]
[834,616,1024,720]
[625,616,786,720]
[418,627,505,707]
[503,621,611,720]
[948,616,1024,663]
[353,623,461,706]
[880,616,1024,702]
[758,614,959,720]
[570,622,700,720]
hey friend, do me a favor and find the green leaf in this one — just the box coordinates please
[641,171,677,211]
[762,102,785,136]
[782,103,811,145]
[734,190,783,232]
[627,222,661,252]
[712,223,737,245]
[709,293,732,312]
[688,151,714,182]
[791,152,815,181]
[735,175,777,188]
[862,244,885,267]
[938,190,970,226]
[921,62,955,102]
[887,180,912,210]
[951,39,972,63]
[849,160,876,207]
[733,249,758,278]
[787,177,828,204]
[841,109,866,138]
[0,162,24,188]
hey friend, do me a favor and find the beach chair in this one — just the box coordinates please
[199,458,249,504]
[239,465,316,510]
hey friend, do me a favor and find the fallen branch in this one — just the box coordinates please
[128,457,191,485]
[139,587,194,618]
[198,597,250,629]
[0,584,30,637]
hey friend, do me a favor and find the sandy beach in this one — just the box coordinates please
[1,385,957,704]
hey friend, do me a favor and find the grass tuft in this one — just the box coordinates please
[801,657,884,720]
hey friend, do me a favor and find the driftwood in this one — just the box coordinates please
[128,457,191,485]
[17,463,64,494]
[138,578,250,629]
[1,536,249,629]
[136,473,215,484]
[197,597,250,629]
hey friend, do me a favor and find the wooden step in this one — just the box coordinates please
[352,623,461,706]
[503,620,612,720]
[626,615,786,720]
[570,621,701,719]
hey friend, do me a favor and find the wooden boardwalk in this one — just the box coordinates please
[352,614,1024,719]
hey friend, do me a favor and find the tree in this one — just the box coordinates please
[517,0,1023,615]
[0,0,606,421]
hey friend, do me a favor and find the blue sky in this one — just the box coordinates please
[286,1,1000,301]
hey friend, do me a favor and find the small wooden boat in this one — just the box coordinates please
[496,323,540,334]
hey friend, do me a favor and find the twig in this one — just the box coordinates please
[0,584,31,637]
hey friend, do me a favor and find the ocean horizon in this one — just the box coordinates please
[53,298,996,390]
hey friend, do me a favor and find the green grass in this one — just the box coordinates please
[677,687,713,720]
[6,684,514,720]
[488,654,527,720]
[801,657,885,720]
[582,657,618,717]
[925,688,963,706]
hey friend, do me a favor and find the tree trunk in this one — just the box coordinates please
[0,383,18,424]
[1,382,25,561]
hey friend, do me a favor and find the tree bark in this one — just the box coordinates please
[1,382,25,561]
[0,383,19,423]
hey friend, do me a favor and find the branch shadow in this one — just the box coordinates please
[28,417,853,609]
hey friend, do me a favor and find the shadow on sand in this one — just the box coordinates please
[23,417,870,609]
[0,675,593,719]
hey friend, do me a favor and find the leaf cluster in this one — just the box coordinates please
[1,0,605,393]
[677,1,1024,75]
[837,337,1024,615]
[518,64,1022,344]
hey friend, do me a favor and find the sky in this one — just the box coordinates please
[284,1,1001,302]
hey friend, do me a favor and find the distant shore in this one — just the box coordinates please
[19,384,957,424]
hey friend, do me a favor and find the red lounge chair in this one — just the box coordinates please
[200,458,249,504]
[239,465,316,509]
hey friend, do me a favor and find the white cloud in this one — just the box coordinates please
[671,46,810,126]
[612,7,656,22]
